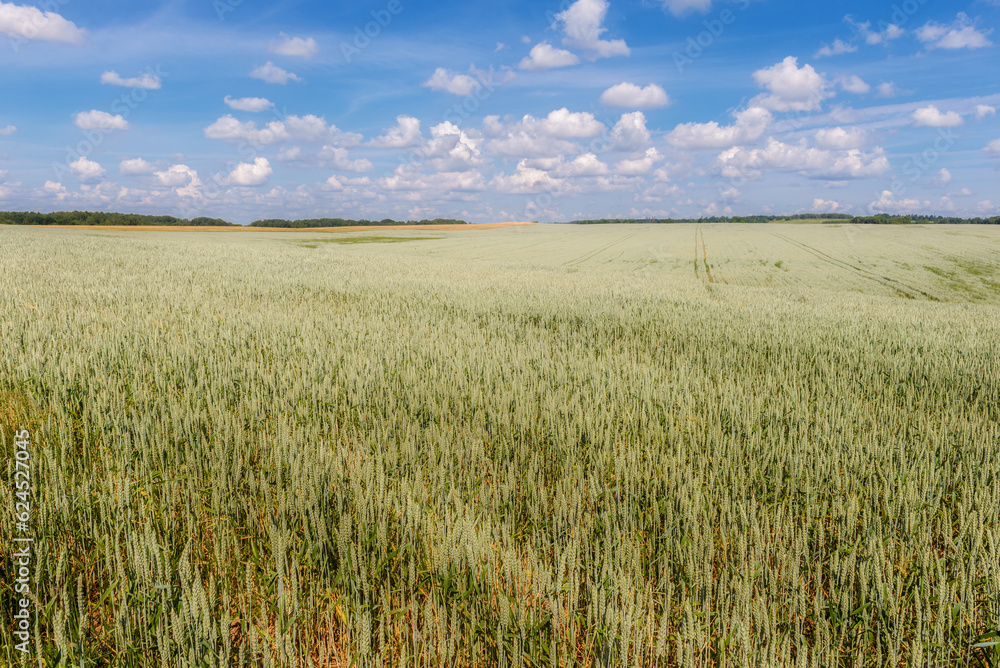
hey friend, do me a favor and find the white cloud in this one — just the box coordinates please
[70,157,105,182]
[661,0,711,16]
[815,39,857,58]
[0,2,86,44]
[325,174,371,190]
[812,198,840,211]
[814,126,868,150]
[837,75,870,94]
[317,146,373,172]
[608,111,651,151]
[155,164,198,187]
[553,152,610,177]
[554,0,629,59]
[204,114,361,146]
[423,67,482,96]
[615,147,662,176]
[422,122,485,171]
[752,57,833,112]
[224,96,274,112]
[492,159,564,193]
[155,164,202,197]
[250,61,302,85]
[119,158,153,175]
[380,166,486,193]
[916,13,992,50]
[228,157,272,186]
[74,110,129,131]
[269,33,318,59]
[518,42,579,70]
[717,138,890,180]
[911,105,964,128]
[667,106,772,149]
[869,190,929,214]
[600,82,669,109]
[975,104,997,120]
[985,139,1000,156]
[937,168,952,185]
[370,115,423,148]
[100,70,161,89]
[0,125,16,136]
[541,108,604,138]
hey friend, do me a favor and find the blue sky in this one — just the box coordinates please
[0,0,998,224]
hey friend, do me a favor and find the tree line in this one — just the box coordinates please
[248,217,469,228]
[0,211,234,226]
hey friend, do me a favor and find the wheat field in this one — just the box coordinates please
[1,223,998,667]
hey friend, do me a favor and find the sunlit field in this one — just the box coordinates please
[2,223,998,667]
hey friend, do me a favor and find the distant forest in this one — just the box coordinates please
[248,217,469,228]
[0,211,234,226]
[573,213,1000,225]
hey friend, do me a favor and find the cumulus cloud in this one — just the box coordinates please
[752,57,833,112]
[937,168,952,185]
[74,110,129,131]
[492,159,564,193]
[70,157,105,182]
[916,13,992,50]
[600,82,669,109]
[0,125,16,136]
[661,0,711,16]
[204,114,362,146]
[975,104,996,120]
[911,105,964,128]
[554,0,629,59]
[812,198,841,211]
[815,39,857,58]
[814,126,868,150]
[837,75,870,94]
[547,153,609,177]
[717,138,890,181]
[269,33,318,59]
[224,96,274,112]
[119,158,153,175]
[484,108,604,158]
[0,2,86,44]
[155,164,201,197]
[423,67,482,96]
[868,190,929,214]
[380,166,486,193]
[615,147,662,176]
[985,139,1000,156]
[316,146,373,172]
[667,106,772,150]
[250,61,302,84]
[370,115,423,148]
[518,42,579,70]
[100,70,161,89]
[228,157,273,186]
[608,112,651,151]
[422,122,485,171]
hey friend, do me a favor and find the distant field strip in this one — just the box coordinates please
[1,223,998,667]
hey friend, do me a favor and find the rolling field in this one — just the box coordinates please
[1,223,998,667]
